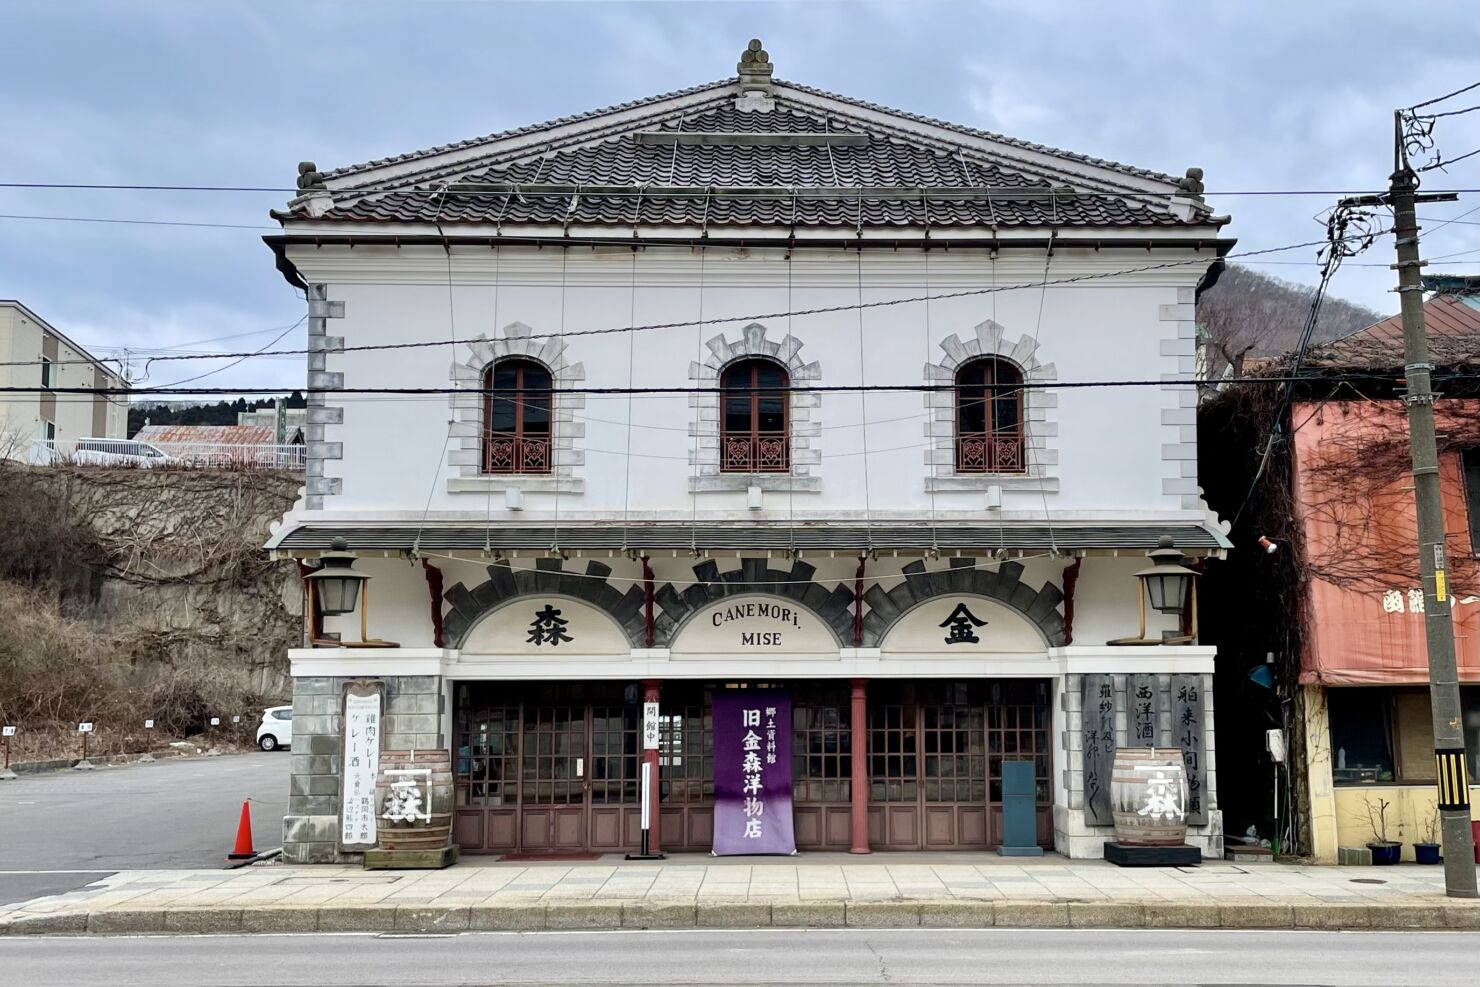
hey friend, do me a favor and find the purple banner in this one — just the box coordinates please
[712,690,796,856]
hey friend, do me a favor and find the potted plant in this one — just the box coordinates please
[1413,809,1442,865]
[1364,795,1402,865]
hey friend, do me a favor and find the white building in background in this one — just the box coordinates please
[264,41,1234,864]
[0,300,127,455]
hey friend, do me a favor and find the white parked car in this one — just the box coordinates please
[71,438,179,467]
[256,705,293,751]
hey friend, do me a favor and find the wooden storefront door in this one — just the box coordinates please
[792,682,854,849]
[519,702,588,851]
[867,680,1051,850]
[453,683,641,855]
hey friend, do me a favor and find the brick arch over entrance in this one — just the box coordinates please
[442,559,647,649]
[860,559,1065,647]
[653,558,855,648]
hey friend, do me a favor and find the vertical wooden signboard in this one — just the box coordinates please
[1081,674,1116,826]
[1128,674,1161,748]
[1170,674,1207,826]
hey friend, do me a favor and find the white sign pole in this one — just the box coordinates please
[641,761,652,834]
[626,711,665,861]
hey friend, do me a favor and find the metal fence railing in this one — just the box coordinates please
[28,438,306,470]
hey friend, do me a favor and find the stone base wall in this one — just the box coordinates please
[1054,671,1222,860]
[282,673,446,865]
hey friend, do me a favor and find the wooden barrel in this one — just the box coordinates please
[1110,747,1189,846]
[374,749,455,851]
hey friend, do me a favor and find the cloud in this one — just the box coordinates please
[2,0,1476,402]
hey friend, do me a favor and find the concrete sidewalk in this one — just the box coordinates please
[2,854,1476,935]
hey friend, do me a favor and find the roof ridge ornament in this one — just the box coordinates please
[1175,167,1205,203]
[735,38,776,112]
[294,160,335,218]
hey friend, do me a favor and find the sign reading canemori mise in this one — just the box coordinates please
[671,597,838,656]
[710,600,804,647]
[712,690,796,856]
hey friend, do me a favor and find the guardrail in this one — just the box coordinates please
[28,439,306,470]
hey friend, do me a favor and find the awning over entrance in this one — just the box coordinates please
[269,522,1229,555]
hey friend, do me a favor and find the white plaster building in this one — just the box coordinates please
[264,41,1233,863]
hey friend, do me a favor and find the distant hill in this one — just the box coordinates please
[1197,264,1385,378]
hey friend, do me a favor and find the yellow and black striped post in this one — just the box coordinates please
[1435,749,1471,812]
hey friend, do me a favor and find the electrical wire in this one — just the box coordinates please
[2,180,1477,197]
[1409,81,1480,110]
[4,371,1464,400]
[0,231,1388,370]
[146,316,306,390]
[0,213,279,231]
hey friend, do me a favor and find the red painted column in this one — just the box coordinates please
[643,678,662,855]
[849,677,870,854]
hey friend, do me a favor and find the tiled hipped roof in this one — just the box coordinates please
[328,104,1182,229]
[1306,288,1480,370]
[285,71,1215,232]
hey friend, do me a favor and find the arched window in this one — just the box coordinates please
[482,359,552,474]
[720,358,789,472]
[955,358,1025,473]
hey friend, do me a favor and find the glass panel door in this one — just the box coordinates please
[522,704,585,805]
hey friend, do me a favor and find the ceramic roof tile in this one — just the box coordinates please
[295,89,1203,230]
[1307,290,1480,369]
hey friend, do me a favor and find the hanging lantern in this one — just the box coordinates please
[1134,536,1198,617]
[1108,535,1201,646]
[305,537,370,617]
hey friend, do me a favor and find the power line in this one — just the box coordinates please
[147,316,307,389]
[1,180,1477,198]
[0,213,279,231]
[1425,105,1480,119]
[1418,147,1480,172]
[1409,81,1480,110]
[0,231,1383,370]
[0,372,1453,400]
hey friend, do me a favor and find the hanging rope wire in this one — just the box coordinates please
[550,244,569,557]
[989,248,1006,557]
[689,236,708,556]
[855,243,875,557]
[923,245,940,555]
[620,245,640,552]
[484,243,502,556]
[416,550,1062,589]
[783,243,798,558]
[1026,238,1060,557]
[412,213,460,561]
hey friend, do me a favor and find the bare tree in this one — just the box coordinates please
[1197,265,1385,379]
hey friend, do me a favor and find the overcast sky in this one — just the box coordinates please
[3,0,1476,397]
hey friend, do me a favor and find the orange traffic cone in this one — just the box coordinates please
[227,800,256,860]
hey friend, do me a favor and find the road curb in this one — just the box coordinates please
[1,898,1474,936]
[1,749,188,777]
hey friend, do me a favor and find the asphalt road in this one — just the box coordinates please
[1,928,1476,986]
[0,753,288,905]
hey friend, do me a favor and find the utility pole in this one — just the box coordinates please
[1386,110,1476,899]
